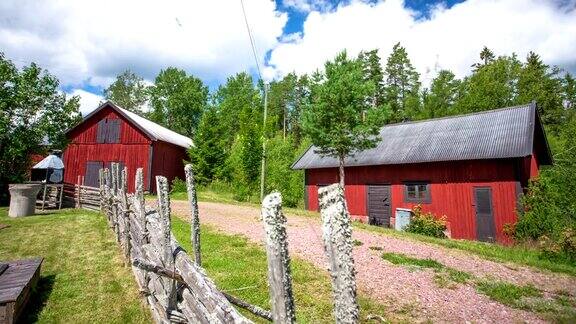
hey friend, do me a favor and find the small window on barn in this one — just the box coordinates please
[106,119,121,143]
[96,119,107,143]
[404,182,431,203]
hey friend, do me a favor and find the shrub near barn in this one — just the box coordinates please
[405,205,448,238]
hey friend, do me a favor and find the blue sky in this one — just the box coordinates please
[0,0,574,114]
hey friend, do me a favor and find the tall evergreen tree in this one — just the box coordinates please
[188,106,227,184]
[472,46,496,70]
[384,43,421,121]
[562,73,576,110]
[421,70,461,119]
[149,67,208,137]
[517,51,564,130]
[302,51,384,187]
[359,49,385,108]
[103,69,148,114]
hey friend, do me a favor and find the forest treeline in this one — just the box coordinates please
[1,43,574,256]
[103,44,575,258]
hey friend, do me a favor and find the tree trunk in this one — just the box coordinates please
[339,156,345,189]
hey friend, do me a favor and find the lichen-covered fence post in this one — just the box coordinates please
[110,163,120,241]
[155,176,177,312]
[134,168,148,244]
[262,192,296,324]
[120,167,131,265]
[184,164,202,266]
[319,184,359,324]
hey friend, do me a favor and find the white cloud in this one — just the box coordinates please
[0,0,286,88]
[70,89,103,115]
[268,0,576,85]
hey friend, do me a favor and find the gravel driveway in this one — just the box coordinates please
[165,200,576,323]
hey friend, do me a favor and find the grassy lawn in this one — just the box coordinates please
[170,188,576,277]
[0,208,150,323]
[170,217,399,323]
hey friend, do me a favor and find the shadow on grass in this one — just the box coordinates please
[19,274,56,323]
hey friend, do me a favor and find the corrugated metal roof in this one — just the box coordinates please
[292,103,538,170]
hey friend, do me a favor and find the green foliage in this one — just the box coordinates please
[170,177,187,193]
[264,135,309,207]
[359,49,385,108]
[384,42,421,121]
[421,70,461,119]
[404,205,447,238]
[188,106,228,184]
[149,67,208,137]
[0,53,81,204]
[516,114,576,260]
[302,51,385,185]
[103,69,148,114]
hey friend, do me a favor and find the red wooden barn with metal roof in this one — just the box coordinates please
[63,101,192,192]
[292,103,552,243]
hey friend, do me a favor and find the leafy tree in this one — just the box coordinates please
[188,106,227,184]
[359,49,385,108]
[562,73,576,110]
[383,43,421,121]
[0,53,81,204]
[268,73,297,139]
[104,69,148,114]
[421,70,461,119]
[517,52,564,131]
[265,135,310,207]
[213,72,262,148]
[455,54,522,113]
[302,51,384,187]
[149,67,208,137]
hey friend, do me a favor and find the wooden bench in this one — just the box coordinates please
[0,258,43,324]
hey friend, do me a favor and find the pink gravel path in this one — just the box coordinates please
[166,200,576,323]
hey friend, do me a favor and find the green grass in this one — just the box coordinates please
[381,252,472,289]
[476,281,542,305]
[0,208,150,323]
[170,217,410,323]
[166,189,576,276]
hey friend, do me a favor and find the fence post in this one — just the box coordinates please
[318,184,359,324]
[184,164,202,266]
[121,167,131,265]
[99,169,104,213]
[76,175,81,209]
[110,163,120,241]
[156,176,177,312]
[135,168,148,244]
[262,192,296,324]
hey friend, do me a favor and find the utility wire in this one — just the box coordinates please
[239,0,269,201]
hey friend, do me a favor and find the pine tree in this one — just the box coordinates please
[383,43,421,121]
[472,46,496,70]
[359,49,385,108]
[188,106,227,184]
[302,51,384,187]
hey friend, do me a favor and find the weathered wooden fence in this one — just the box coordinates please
[96,163,359,323]
[61,176,100,211]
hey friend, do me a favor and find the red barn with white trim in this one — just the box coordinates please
[63,101,192,192]
[293,103,552,243]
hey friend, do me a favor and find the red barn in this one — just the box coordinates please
[293,103,552,243]
[63,101,192,192]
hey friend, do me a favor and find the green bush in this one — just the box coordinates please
[170,177,187,193]
[404,205,447,238]
[515,114,576,261]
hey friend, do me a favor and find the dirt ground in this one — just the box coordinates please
[161,200,576,323]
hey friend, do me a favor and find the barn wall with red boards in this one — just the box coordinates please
[150,141,187,189]
[305,158,536,243]
[64,106,152,192]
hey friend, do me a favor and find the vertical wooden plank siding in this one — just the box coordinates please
[150,141,188,193]
[305,159,526,243]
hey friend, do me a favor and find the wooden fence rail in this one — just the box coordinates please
[90,163,359,323]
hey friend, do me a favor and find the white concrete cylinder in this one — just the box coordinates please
[8,184,41,217]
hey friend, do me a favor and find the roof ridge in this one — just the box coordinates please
[383,102,534,128]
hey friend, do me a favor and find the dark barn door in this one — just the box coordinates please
[85,161,103,188]
[474,187,496,242]
[368,185,391,227]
